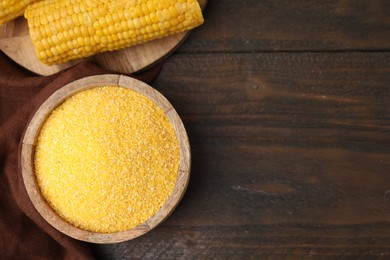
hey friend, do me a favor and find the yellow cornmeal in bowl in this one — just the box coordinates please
[34,86,180,233]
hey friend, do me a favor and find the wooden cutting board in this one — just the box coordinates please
[0,0,206,76]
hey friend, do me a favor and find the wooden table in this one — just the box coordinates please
[93,1,390,258]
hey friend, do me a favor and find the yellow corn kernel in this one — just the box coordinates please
[34,86,180,233]
[25,0,204,65]
[0,0,41,26]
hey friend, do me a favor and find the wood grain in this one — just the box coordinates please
[0,0,207,75]
[179,0,390,53]
[21,75,191,244]
[92,52,390,257]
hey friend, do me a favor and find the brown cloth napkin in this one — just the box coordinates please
[0,52,162,259]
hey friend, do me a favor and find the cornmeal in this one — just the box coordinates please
[34,86,180,233]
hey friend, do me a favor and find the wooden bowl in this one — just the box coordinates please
[20,74,191,243]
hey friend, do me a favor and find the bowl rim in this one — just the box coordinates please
[20,74,191,244]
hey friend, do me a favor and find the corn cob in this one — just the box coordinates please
[0,0,40,25]
[25,0,204,66]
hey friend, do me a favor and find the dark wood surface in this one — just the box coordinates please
[93,1,390,258]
